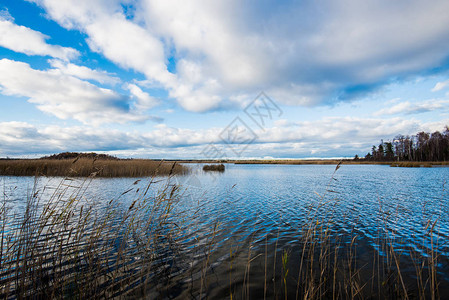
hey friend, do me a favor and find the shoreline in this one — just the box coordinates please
[1,158,448,177]
[0,158,187,177]
[173,159,449,167]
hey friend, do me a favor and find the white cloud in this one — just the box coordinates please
[0,59,152,125]
[142,1,267,86]
[374,99,449,116]
[0,17,78,60]
[431,79,449,92]
[126,83,158,110]
[2,116,447,158]
[85,16,175,85]
[142,0,449,108]
[30,0,174,83]
[24,0,449,113]
[48,59,120,85]
[0,121,139,155]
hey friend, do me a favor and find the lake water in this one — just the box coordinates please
[1,164,449,298]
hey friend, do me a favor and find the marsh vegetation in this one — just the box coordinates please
[0,156,187,177]
[202,164,225,172]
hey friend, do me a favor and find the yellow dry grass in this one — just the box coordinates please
[0,158,187,177]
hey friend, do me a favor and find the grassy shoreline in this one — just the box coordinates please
[179,159,449,167]
[0,158,187,177]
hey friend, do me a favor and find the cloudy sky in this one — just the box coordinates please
[1,0,449,159]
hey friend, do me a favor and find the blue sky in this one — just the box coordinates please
[1,0,449,159]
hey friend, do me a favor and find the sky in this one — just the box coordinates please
[1,0,449,159]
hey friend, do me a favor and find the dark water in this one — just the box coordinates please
[1,164,449,298]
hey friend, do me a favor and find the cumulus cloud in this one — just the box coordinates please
[1,116,445,158]
[29,0,174,83]
[28,0,449,112]
[374,99,449,116]
[432,79,449,92]
[0,15,78,60]
[0,59,153,125]
[0,121,141,155]
[48,59,120,85]
[126,83,158,110]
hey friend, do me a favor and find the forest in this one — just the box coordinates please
[361,126,449,162]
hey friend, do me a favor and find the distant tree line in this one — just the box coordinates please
[41,152,119,160]
[361,126,449,162]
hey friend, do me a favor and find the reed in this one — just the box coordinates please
[0,158,187,177]
[0,172,198,298]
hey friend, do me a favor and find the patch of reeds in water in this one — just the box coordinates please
[390,161,449,168]
[202,164,225,172]
[0,158,187,177]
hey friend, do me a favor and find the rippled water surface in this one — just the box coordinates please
[1,164,449,298]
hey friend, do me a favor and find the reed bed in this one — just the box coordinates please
[202,164,225,172]
[232,159,449,168]
[232,159,392,165]
[390,161,449,168]
[0,158,187,177]
[0,164,445,299]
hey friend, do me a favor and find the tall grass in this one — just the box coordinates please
[0,158,187,177]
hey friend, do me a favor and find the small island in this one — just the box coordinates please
[202,164,225,172]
